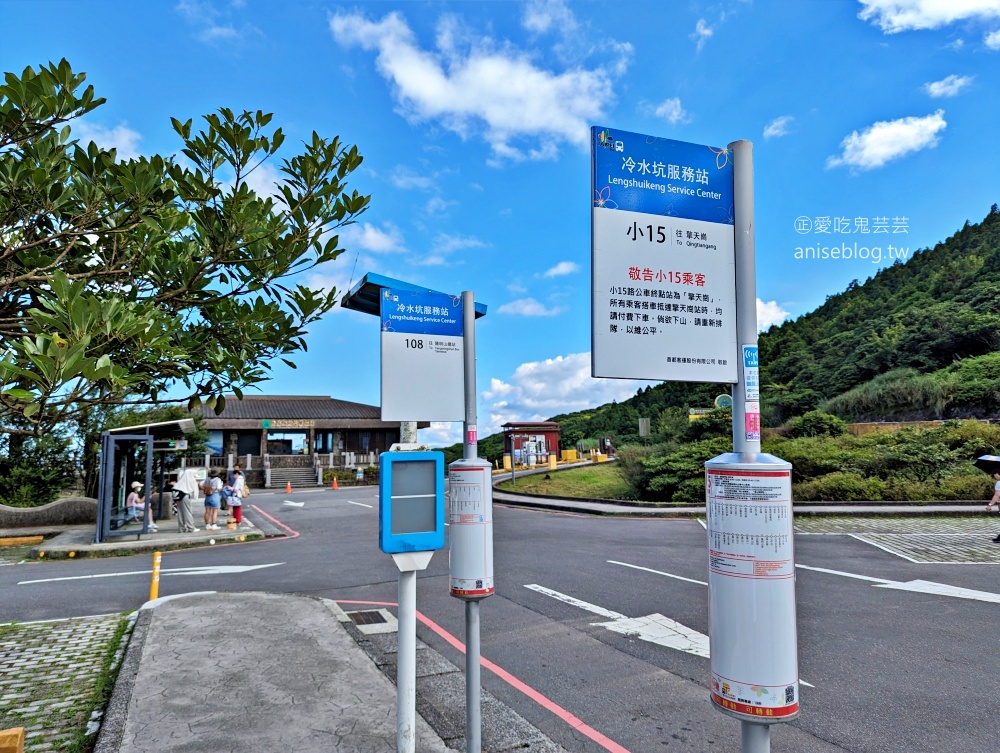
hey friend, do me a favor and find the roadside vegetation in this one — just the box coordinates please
[613,410,1000,504]
[495,463,632,500]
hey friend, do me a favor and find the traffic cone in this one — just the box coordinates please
[332,477,339,490]
[286,480,292,494]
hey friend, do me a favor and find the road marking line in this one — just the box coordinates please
[283,500,305,507]
[608,560,708,586]
[335,599,632,753]
[526,584,712,658]
[18,563,283,585]
[796,564,1000,603]
[594,613,711,658]
[795,564,890,584]
[346,500,373,508]
[847,534,922,563]
[873,579,1000,604]
[524,584,626,620]
[0,612,122,626]
[600,563,816,685]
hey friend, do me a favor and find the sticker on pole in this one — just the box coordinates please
[448,458,494,599]
[706,462,799,722]
[742,345,759,401]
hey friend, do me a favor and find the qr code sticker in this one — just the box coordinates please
[784,685,795,704]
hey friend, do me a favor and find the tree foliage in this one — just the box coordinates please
[0,60,369,436]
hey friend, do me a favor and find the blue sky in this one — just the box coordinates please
[3,0,999,445]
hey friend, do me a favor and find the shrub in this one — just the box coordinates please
[794,472,885,501]
[643,437,730,502]
[615,444,653,495]
[784,411,847,438]
[935,474,995,501]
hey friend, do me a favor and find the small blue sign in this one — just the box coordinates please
[379,452,446,554]
[592,126,734,225]
[381,289,463,337]
[743,345,759,369]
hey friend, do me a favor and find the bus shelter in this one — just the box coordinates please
[95,419,195,543]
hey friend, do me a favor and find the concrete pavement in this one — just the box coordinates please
[94,592,567,753]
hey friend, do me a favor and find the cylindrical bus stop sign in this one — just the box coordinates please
[448,457,494,600]
[705,453,799,723]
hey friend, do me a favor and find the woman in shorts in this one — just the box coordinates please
[203,470,222,530]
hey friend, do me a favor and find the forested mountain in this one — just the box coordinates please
[761,204,1000,424]
[442,206,1000,461]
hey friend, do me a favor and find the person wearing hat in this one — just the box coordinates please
[126,481,158,532]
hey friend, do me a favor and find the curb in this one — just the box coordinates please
[93,610,151,753]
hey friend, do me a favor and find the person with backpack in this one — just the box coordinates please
[202,470,223,530]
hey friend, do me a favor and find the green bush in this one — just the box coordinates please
[784,411,847,438]
[935,474,995,501]
[0,432,76,508]
[794,472,886,501]
[615,444,654,494]
[643,437,730,502]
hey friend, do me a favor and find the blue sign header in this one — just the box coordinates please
[381,288,463,337]
[592,126,734,224]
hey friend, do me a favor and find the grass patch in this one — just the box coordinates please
[495,463,633,500]
[64,614,132,753]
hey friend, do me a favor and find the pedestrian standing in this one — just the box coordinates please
[230,469,247,526]
[985,472,1000,543]
[202,470,223,530]
[172,469,200,533]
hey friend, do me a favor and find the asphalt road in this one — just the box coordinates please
[2,487,998,752]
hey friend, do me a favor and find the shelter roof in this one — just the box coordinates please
[195,395,382,421]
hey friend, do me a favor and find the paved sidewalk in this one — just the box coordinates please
[96,592,450,752]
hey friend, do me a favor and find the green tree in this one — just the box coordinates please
[1,60,369,436]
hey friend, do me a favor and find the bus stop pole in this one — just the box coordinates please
[730,140,769,753]
[461,290,482,753]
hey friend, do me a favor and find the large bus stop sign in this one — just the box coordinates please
[380,288,465,422]
[591,126,738,383]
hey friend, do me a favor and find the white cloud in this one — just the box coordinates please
[420,421,463,448]
[522,0,578,34]
[425,196,455,215]
[923,74,973,97]
[858,0,1000,33]
[330,11,621,161]
[480,352,658,436]
[432,233,487,255]
[826,110,946,171]
[691,18,714,51]
[653,97,689,125]
[175,0,260,43]
[986,28,1000,47]
[763,115,794,139]
[342,222,406,253]
[496,298,562,316]
[390,167,435,190]
[241,161,283,201]
[757,299,790,331]
[73,121,142,160]
[542,261,579,278]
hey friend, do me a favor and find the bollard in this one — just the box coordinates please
[149,551,162,601]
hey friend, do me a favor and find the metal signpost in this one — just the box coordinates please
[378,451,446,753]
[591,131,797,753]
[343,277,490,753]
[447,290,494,753]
